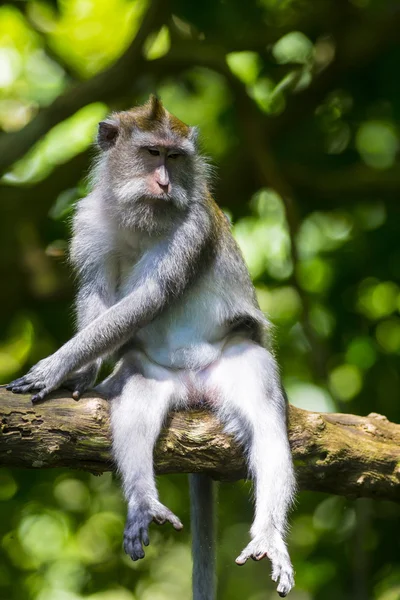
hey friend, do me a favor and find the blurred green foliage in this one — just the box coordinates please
[1,0,400,599]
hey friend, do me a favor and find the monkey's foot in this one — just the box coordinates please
[235,536,294,597]
[124,501,183,561]
[63,364,99,400]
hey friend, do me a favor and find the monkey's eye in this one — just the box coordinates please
[168,153,180,159]
[147,148,160,156]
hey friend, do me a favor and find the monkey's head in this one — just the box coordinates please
[96,96,207,229]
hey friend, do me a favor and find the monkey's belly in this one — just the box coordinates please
[136,307,230,370]
[141,340,224,370]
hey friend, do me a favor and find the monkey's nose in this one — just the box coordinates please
[158,183,169,194]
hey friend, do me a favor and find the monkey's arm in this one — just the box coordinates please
[7,207,213,401]
[62,275,116,398]
[62,205,118,398]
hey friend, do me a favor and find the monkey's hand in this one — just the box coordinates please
[124,500,183,561]
[62,362,100,400]
[6,351,73,403]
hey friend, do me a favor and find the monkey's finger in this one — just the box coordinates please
[10,384,42,394]
[124,537,145,561]
[277,573,292,598]
[168,514,183,530]
[31,387,53,403]
[255,552,268,561]
[72,383,90,400]
[271,563,281,582]
[235,553,249,566]
[141,528,150,547]
[6,377,30,390]
[61,383,81,400]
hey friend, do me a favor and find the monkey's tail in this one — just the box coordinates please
[189,473,217,600]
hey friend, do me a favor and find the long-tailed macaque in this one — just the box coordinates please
[7,96,296,598]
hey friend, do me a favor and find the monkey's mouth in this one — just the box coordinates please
[141,193,173,203]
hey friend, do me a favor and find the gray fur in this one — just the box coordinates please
[8,104,296,597]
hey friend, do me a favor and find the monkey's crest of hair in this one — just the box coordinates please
[119,94,191,138]
[97,95,198,152]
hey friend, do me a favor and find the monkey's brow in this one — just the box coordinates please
[142,143,189,155]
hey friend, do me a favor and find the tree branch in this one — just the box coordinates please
[1,389,399,502]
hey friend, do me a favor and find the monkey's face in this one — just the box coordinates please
[95,98,209,230]
[117,130,198,210]
[100,127,201,217]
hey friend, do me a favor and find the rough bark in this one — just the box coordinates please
[1,388,399,502]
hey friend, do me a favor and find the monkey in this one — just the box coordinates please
[7,95,296,598]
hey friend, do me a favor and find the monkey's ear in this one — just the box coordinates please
[97,120,119,150]
[188,126,199,148]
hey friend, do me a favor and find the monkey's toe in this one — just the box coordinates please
[123,507,152,561]
[124,535,145,561]
[151,504,183,530]
[275,565,294,597]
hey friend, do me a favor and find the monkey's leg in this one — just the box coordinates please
[204,340,295,597]
[109,357,183,561]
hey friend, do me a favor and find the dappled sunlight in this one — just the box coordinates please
[234,188,292,280]
[285,381,336,412]
[4,102,107,184]
[226,52,262,86]
[345,336,377,369]
[143,26,171,61]
[0,316,34,379]
[357,279,399,321]
[272,32,314,66]
[54,479,91,513]
[46,0,148,77]
[76,512,124,563]
[356,121,399,170]
[256,285,301,324]
[18,509,70,563]
[0,471,18,501]
[0,6,66,129]
[328,364,363,402]
[158,70,232,158]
